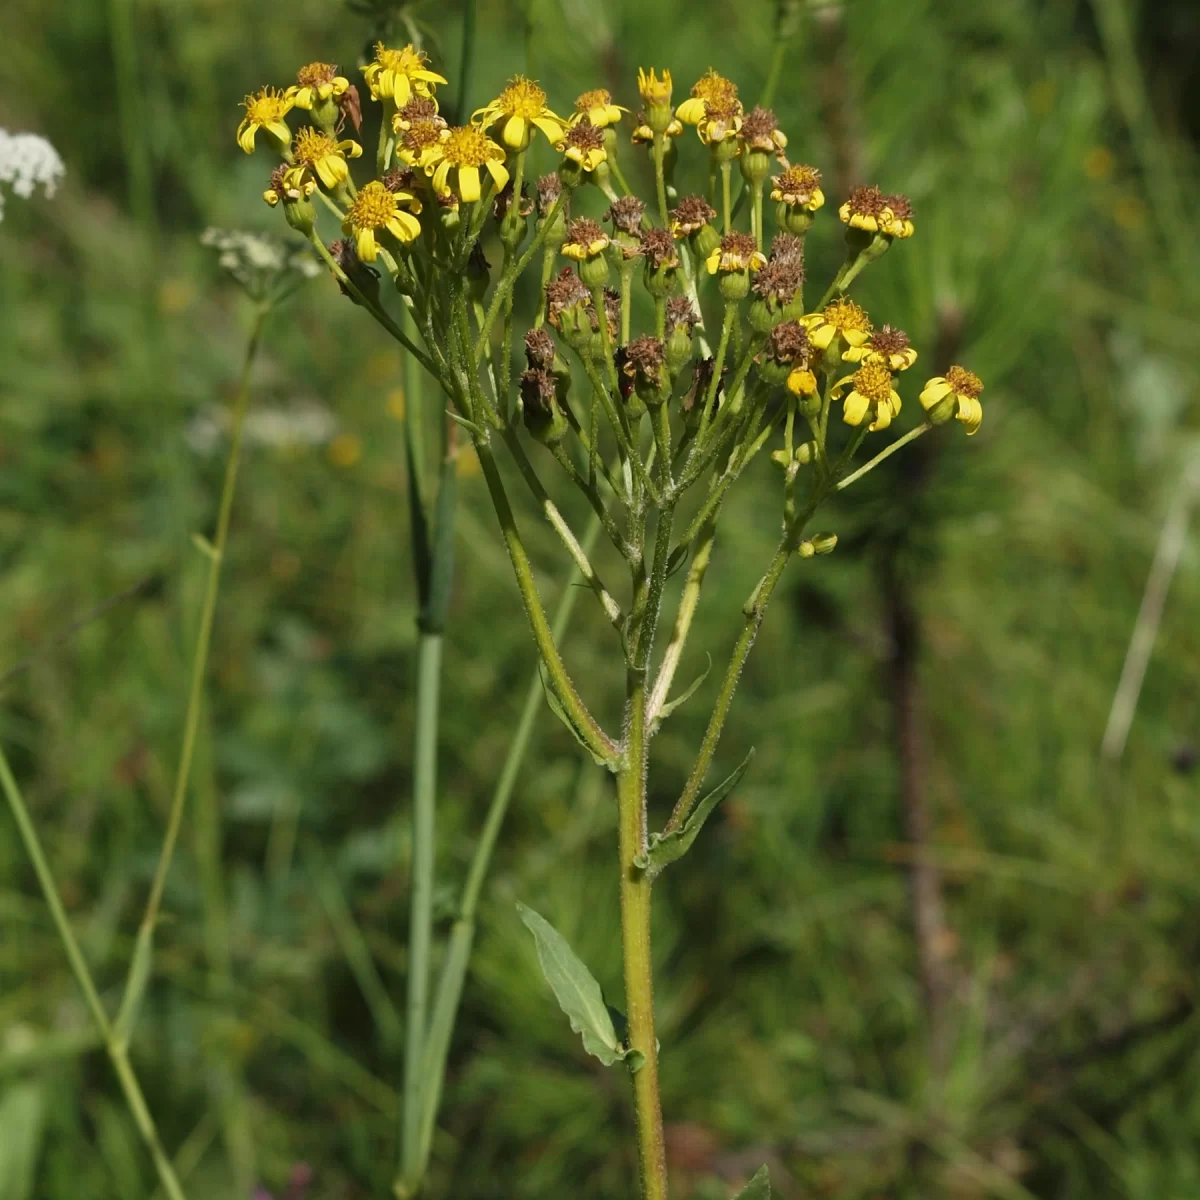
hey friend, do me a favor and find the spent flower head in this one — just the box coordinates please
[558,118,607,175]
[843,325,917,372]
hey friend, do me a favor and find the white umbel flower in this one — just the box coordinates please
[0,129,65,222]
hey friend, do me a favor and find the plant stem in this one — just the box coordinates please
[653,134,670,227]
[617,680,669,1200]
[836,423,930,490]
[455,0,478,122]
[0,746,188,1200]
[124,305,266,1011]
[410,516,604,1187]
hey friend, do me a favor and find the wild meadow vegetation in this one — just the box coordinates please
[2,1,1200,1198]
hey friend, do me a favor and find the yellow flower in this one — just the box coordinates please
[838,184,890,234]
[473,76,565,150]
[342,180,422,261]
[676,69,741,127]
[842,325,917,372]
[362,43,447,105]
[561,217,610,262]
[786,367,817,398]
[287,62,349,110]
[705,231,767,274]
[290,127,362,190]
[739,106,787,156]
[236,87,294,154]
[833,363,902,431]
[396,119,445,168]
[557,118,607,172]
[882,192,914,238]
[264,163,315,207]
[424,125,509,203]
[920,365,983,435]
[803,298,872,351]
[637,67,673,110]
[770,164,825,211]
[572,88,627,129]
[392,96,446,134]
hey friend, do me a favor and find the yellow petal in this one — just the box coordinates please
[504,115,527,149]
[394,74,411,106]
[356,228,378,262]
[842,391,869,426]
[387,213,420,243]
[486,158,510,194]
[919,380,952,409]
[534,115,565,142]
[705,248,721,274]
[459,165,482,203]
[236,121,256,153]
[266,121,292,147]
[675,97,707,125]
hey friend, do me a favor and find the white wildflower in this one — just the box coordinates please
[0,129,66,222]
[201,226,321,301]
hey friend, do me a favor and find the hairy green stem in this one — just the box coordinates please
[836,423,930,490]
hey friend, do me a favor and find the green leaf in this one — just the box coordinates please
[189,532,219,561]
[652,653,712,729]
[517,902,623,1066]
[637,748,755,877]
[665,542,691,579]
[445,408,484,438]
[732,1166,771,1198]
[537,665,616,769]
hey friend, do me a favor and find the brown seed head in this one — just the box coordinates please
[606,195,646,235]
[867,325,911,358]
[670,194,717,235]
[771,164,822,206]
[623,335,665,380]
[884,192,913,221]
[715,231,758,270]
[401,120,443,157]
[844,184,888,219]
[536,172,564,216]
[639,226,679,270]
[753,255,805,305]
[565,217,607,252]
[768,320,811,365]
[665,295,699,335]
[545,267,591,326]
[519,367,558,414]
[739,105,781,150]
[770,232,805,265]
[524,327,557,370]
[382,166,415,193]
[564,118,605,153]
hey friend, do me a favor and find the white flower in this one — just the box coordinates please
[0,129,65,222]
[200,226,321,300]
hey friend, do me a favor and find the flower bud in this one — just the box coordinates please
[693,222,722,259]
[637,67,675,136]
[579,253,610,289]
[776,203,815,235]
[621,335,669,409]
[798,532,837,557]
[663,295,698,378]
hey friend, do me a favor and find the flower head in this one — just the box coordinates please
[0,130,65,222]
[573,89,627,129]
[524,327,558,370]
[545,266,592,333]
[843,325,917,372]
[838,184,890,233]
[767,320,811,368]
[558,118,607,173]
[639,226,679,270]
[803,298,872,351]
[665,295,698,336]
[342,179,421,261]
[561,217,610,261]
[425,125,509,202]
[834,362,902,431]
[520,368,569,442]
[606,195,646,236]
[631,110,683,144]
[638,68,673,110]
[392,96,445,134]
[920,365,983,434]
[237,87,294,154]
[474,77,565,149]
[287,62,349,110]
[362,43,447,105]
[770,232,805,266]
[669,194,717,237]
[397,119,445,168]
[676,69,742,128]
[621,334,668,404]
[752,253,805,308]
[705,231,766,275]
[739,107,787,156]
[290,127,362,190]
[882,191,915,238]
[770,164,824,211]
[264,163,315,207]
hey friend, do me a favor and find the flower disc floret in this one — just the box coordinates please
[920,365,983,434]
[882,192,915,238]
[362,43,447,104]
[640,226,679,270]
[770,164,824,211]
[836,362,902,431]
[342,179,421,261]
[670,194,717,237]
[838,184,890,233]
[426,126,509,202]
[237,87,294,153]
[393,96,445,133]
[474,77,565,149]
[397,120,444,167]
[291,126,362,189]
[676,69,741,126]
[803,298,872,350]
[739,106,787,155]
[288,62,349,110]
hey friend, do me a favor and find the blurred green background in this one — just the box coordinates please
[3,0,1200,1196]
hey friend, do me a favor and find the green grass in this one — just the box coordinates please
[3,0,1200,1197]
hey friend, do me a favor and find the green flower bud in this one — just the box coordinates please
[579,254,610,289]
[776,202,815,235]
[693,222,722,259]
[718,270,751,301]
